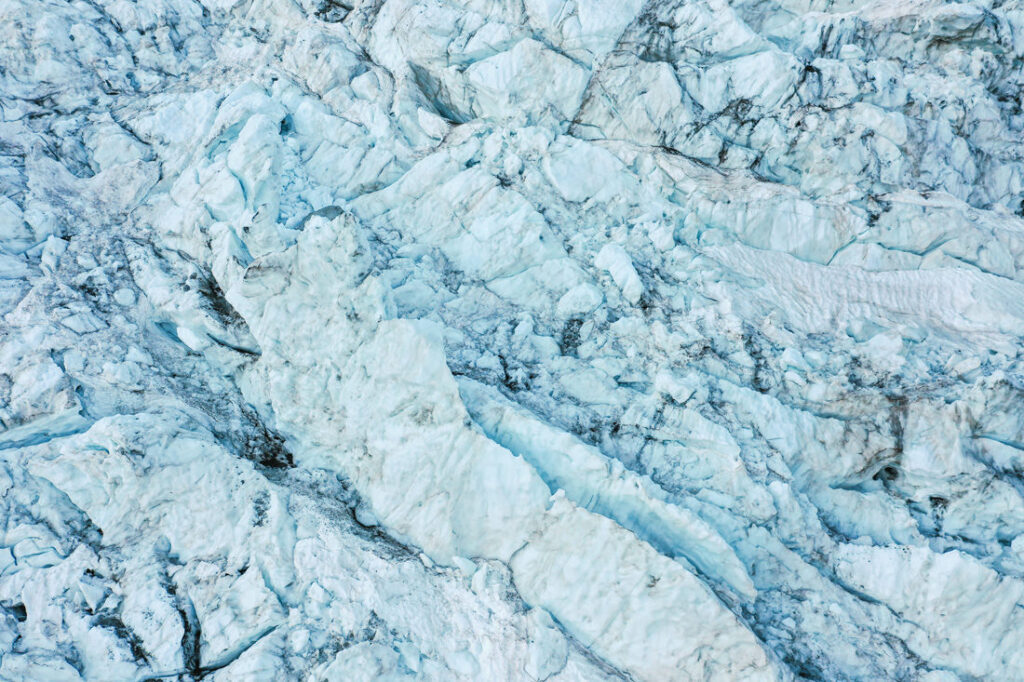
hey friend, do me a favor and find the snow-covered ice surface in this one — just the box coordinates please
[2,0,1024,678]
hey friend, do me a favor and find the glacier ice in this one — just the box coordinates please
[2,0,1024,678]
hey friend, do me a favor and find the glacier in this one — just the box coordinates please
[2,0,1024,678]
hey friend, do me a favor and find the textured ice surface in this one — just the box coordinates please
[2,0,1024,678]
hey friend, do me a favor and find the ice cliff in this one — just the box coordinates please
[2,0,1024,678]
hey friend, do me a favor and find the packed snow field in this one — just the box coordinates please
[2,0,1024,679]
